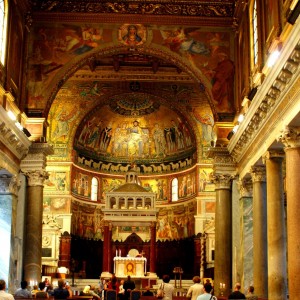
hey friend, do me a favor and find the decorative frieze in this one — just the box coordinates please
[31,1,235,18]
[0,107,31,160]
[229,37,300,161]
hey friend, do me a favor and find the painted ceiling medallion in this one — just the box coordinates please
[109,93,160,116]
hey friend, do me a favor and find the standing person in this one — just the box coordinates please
[0,279,14,300]
[35,282,49,299]
[157,275,174,300]
[228,283,246,299]
[196,284,216,300]
[186,276,204,300]
[53,279,72,299]
[123,276,135,300]
[14,281,32,298]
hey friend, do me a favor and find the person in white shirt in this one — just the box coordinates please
[14,281,32,298]
[196,284,216,300]
[0,279,14,300]
[186,276,204,300]
[158,275,174,300]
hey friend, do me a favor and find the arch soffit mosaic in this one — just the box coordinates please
[44,43,216,118]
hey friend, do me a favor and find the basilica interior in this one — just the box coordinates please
[1,0,300,299]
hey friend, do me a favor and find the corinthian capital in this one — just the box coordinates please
[23,170,49,186]
[278,126,300,149]
[210,173,234,189]
[0,174,20,196]
[237,178,253,197]
[250,166,266,182]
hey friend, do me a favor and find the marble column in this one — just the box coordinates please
[211,173,233,297]
[150,221,156,273]
[237,178,253,293]
[279,126,300,300]
[23,170,48,283]
[263,150,287,300]
[20,142,53,283]
[0,174,20,291]
[250,166,268,299]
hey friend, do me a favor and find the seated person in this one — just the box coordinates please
[53,279,72,299]
[15,280,32,298]
[143,287,154,296]
[35,282,49,298]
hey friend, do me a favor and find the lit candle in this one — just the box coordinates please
[220,283,222,288]
[119,249,121,257]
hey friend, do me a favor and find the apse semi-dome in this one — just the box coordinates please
[74,94,196,173]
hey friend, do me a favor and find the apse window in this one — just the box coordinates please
[0,0,7,65]
[91,177,98,201]
[171,178,178,202]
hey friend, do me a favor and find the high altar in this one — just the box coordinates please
[114,256,147,277]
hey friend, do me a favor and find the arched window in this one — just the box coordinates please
[0,0,8,65]
[91,177,98,201]
[171,178,178,202]
[252,0,258,66]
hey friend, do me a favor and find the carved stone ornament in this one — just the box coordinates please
[278,126,300,149]
[230,44,300,161]
[250,165,266,183]
[237,178,253,198]
[43,214,62,229]
[31,0,235,17]
[0,174,20,196]
[262,150,285,164]
[210,173,234,189]
[23,170,49,186]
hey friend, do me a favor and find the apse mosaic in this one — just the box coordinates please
[178,171,196,199]
[74,104,195,162]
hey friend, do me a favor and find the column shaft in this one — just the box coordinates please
[24,184,44,282]
[214,185,232,296]
[285,147,300,299]
[265,153,287,300]
[251,167,268,298]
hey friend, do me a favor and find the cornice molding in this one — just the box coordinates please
[0,174,20,196]
[0,106,31,160]
[30,0,235,18]
[20,142,54,172]
[228,21,300,176]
